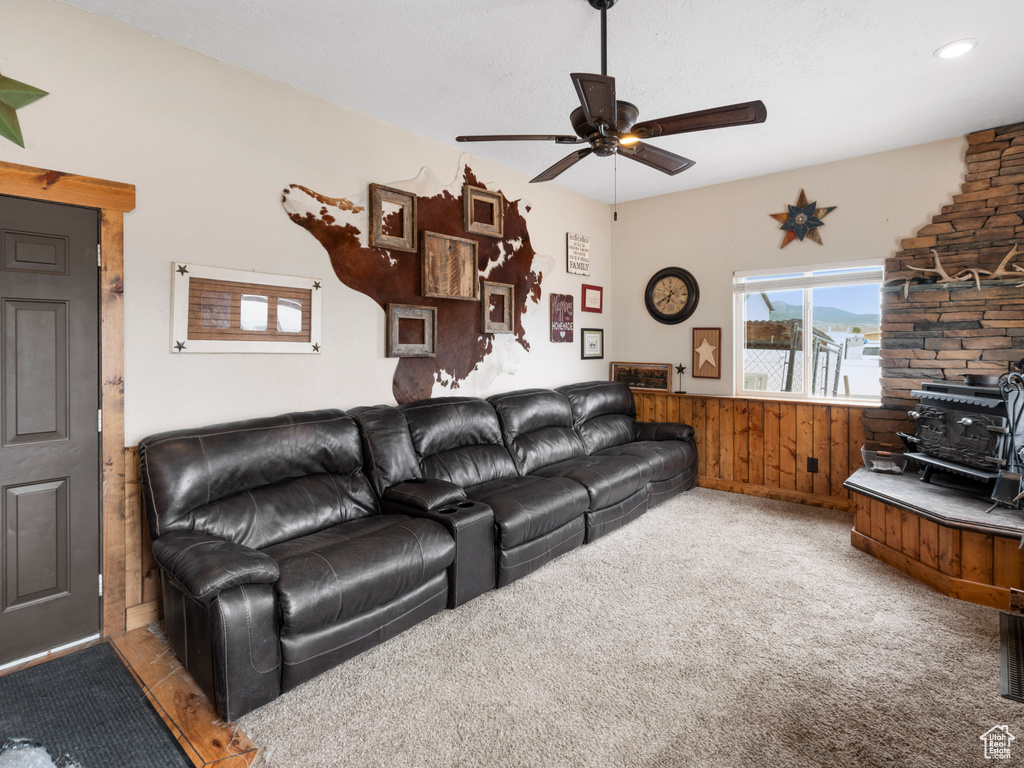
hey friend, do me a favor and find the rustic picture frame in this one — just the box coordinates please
[581,283,603,313]
[481,280,515,334]
[463,185,504,238]
[386,303,437,357]
[610,361,672,391]
[421,231,479,301]
[581,328,604,360]
[369,183,417,253]
[692,327,722,379]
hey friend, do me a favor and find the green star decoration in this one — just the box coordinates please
[0,71,48,148]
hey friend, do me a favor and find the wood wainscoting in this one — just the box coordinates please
[124,447,161,629]
[632,392,867,511]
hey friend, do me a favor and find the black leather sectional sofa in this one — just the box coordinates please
[138,381,696,720]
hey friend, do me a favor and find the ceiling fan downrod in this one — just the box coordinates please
[587,0,616,77]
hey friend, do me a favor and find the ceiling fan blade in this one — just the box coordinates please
[619,142,695,176]
[632,100,767,138]
[530,148,594,183]
[456,134,585,144]
[571,73,617,128]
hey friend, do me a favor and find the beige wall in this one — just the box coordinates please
[610,138,967,395]
[4,0,613,443]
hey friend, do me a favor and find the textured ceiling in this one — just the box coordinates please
[58,0,1024,203]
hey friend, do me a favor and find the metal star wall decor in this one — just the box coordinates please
[0,70,48,148]
[769,189,837,248]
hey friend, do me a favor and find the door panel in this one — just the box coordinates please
[0,195,99,665]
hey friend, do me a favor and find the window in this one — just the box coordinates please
[172,264,322,353]
[733,260,882,401]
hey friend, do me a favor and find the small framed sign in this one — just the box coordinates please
[550,292,574,343]
[567,232,590,275]
[581,328,604,360]
[692,327,722,379]
[610,362,671,391]
[581,284,603,313]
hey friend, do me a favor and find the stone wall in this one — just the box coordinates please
[869,122,1024,444]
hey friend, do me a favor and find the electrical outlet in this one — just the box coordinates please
[807,457,819,473]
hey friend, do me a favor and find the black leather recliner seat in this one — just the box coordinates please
[138,410,455,721]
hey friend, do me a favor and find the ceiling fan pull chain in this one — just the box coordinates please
[614,151,618,221]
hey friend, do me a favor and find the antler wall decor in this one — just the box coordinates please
[885,243,1022,298]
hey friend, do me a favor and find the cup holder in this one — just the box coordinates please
[438,507,457,515]
[456,501,475,508]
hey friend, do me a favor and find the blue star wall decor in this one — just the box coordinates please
[0,70,48,148]
[769,189,837,248]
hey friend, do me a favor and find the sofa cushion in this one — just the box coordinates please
[557,381,637,454]
[597,440,697,483]
[465,475,589,549]
[530,454,652,510]
[400,397,518,487]
[489,389,585,475]
[264,515,455,635]
[139,409,371,544]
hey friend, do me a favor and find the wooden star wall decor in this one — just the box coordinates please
[769,189,837,248]
[0,70,48,148]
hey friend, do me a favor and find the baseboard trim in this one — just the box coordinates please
[851,529,1008,610]
[126,599,162,630]
[698,477,855,512]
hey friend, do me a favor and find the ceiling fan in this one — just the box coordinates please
[456,0,767,184]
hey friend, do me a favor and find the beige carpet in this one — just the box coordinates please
[240,488,1021,767]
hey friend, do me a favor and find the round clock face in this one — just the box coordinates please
[644,267,700,325]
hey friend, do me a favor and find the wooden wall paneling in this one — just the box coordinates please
[848,408,866,499]
[854,494,871,536]
[667,395,680,424]
[748,400,764,486]
[812,405,831,497]
[763,402,781,488]
[901,510,920,560]
[994,536,1023,590]
[124,447,143,610]
[706,399,721,478]
[692,398,708,477]
[779,403,797,490]
[655,394,668,423]
[829,407,849,498]
[870,498,887,544]
[960,531,994,585]
[938,527,962,578]
[795,404,814,494]
[733,399,749,483]
[719,400,735,481]
[919,518,939,570]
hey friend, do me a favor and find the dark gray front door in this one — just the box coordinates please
[0,194,100,665]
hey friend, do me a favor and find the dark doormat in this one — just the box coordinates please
[0,642,191,768]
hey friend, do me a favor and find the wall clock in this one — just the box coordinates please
[644,267,699,325]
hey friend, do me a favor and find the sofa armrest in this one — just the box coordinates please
[152,531,280,601]
[634,422,694,443]
[383,479,466,511]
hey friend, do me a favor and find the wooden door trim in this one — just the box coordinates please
[0,160,135,636]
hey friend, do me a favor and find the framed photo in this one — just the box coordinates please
[481,280,514,334]
[692,327,722,379]
[369,183,416,253]
[550,292,574,343]
[610,362,671,391]
[581,284,603,313]
[386,304,436,357]
[421,231,479,301]
[581,328,604,360]
[463,185,504,238]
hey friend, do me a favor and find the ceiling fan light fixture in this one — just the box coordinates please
[618,134,639,146]
[934,38,977,59]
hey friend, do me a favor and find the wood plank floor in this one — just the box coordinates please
[110,628,260,767]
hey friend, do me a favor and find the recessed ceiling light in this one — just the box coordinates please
[934,38,978,59]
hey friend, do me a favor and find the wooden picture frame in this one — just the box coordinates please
[610,361,671,391]
[692,327,722,379]
[581,283,603,313]
[581,328,604,360]
[481,280,514,334]
[369,183,417,253]
[421,231,479,301]
[550,292,574,343]
[386,303,436,357]
[463,185,504,238]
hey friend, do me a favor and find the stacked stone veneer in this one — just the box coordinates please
[869,121,1024,444]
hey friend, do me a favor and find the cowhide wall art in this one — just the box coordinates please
[282,161,546,403]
